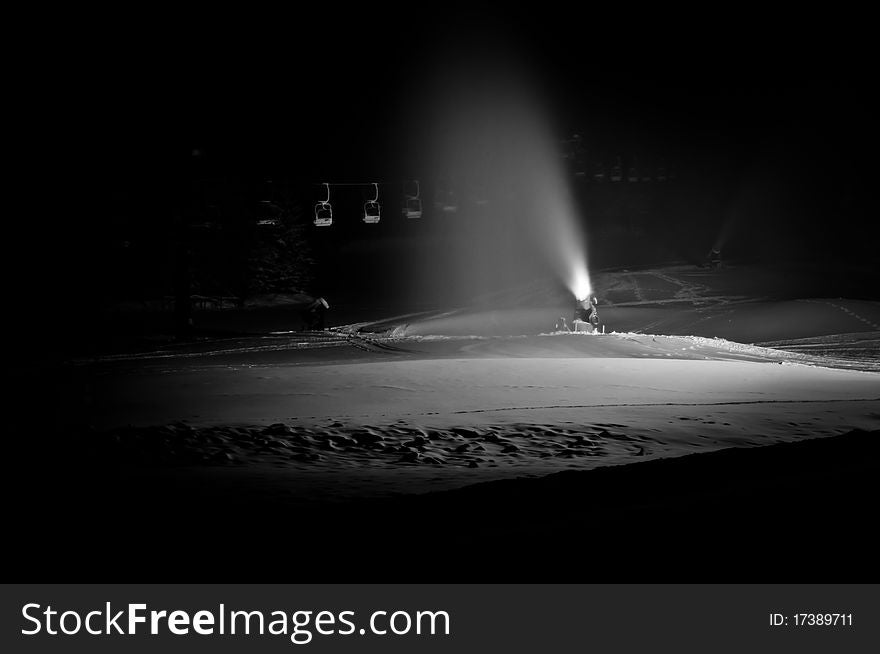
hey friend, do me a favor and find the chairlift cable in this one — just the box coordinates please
[311,181,419,188]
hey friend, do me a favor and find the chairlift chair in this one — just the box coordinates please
[256,200,283,227]
[402,180,422,219]
[438,186,458,213]
[433,177,459,214]
[441,191,458,213]
[363,183,381,224]
[573,151,587,177]
[314,183,333,227]
[611,157,623,182]
[627,165,639,182]
[468,179,489,207]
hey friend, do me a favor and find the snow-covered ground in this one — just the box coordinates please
[71,264,880,501]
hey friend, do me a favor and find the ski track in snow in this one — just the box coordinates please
[627,274,648,303]
[796,299,880,330]
[296,397,880,421]
[646,270,715,305]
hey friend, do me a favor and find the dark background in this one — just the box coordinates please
[12,7,877,355]
[6,8,879,587]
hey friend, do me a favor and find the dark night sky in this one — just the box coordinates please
[17,8,877,321]
[57,9,872,181]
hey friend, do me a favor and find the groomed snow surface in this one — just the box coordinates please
[29,263,879,578]
[69,264,880,500]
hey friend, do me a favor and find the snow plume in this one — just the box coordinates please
[401,39,591,306]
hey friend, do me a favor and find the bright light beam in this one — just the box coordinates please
[521,134,593,305]
[567,253,592,302]
[411,43,593,308]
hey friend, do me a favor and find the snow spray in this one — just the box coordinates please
[405,40,592,305]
